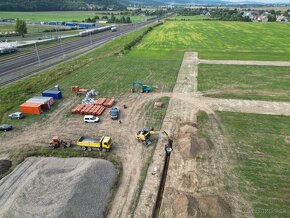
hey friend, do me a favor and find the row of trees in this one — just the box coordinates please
[85,14,132,23]
[210,9,252,22]
[0,0,125,11]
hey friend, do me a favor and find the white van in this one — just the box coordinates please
[84,115,100,123]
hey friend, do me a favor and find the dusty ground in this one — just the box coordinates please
[0,157,116,218]
[1,52,290,217]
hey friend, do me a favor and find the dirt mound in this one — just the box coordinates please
[177,123,212,159]
[0,157,116,218]
[172,194,232,218]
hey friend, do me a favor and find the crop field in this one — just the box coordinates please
[138,21,290,61]
[198,64,290,101]
[0,11,149,23]
[217,112,290,217]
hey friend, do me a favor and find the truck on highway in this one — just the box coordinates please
[76,135,112,152]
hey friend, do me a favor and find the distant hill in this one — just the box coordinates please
[0,0,126,11]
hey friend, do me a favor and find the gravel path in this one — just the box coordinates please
[0,157,116,218]
[200,59,290,66]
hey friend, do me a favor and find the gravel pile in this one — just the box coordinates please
[0,157,116,218]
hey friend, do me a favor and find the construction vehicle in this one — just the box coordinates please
[76,136,112,152]
[49,136,69,149]
[135,128,163,145]
[131,81,156,93]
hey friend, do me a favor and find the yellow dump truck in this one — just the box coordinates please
[76,136,112,152]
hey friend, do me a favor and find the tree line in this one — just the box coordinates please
[0,0,125,11]
[84,14,132,23]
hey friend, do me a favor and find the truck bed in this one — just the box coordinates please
[78,136,102,143]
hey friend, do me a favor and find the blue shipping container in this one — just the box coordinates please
[42,90,62,99]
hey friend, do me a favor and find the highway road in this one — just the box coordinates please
[0,20,154,87]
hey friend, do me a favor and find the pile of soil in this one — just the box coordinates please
[0,157,116,218]
[177,123,212,159]
[172,194,232,218]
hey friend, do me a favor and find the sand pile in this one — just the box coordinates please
[0,157,116,218]
[177,123,212,159]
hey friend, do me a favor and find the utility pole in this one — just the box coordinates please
[34,42,40,66]
[56,23,65,58]
[89,31,93,46]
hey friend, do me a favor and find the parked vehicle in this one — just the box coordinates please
[110,107,120,120]
[76,136,112,152]
[84,115,100,123]
[111,26,117,32]
[49,136,69,149]
[0,124,13,131]
[8,112,24,119]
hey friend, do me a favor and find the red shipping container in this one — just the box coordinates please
[20,102,43,115]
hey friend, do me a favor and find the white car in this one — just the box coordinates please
[8,112,24,119]
[84,115,100,123]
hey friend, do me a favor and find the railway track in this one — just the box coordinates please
[0,21,153,87]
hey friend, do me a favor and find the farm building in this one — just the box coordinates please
[19,102,43,115]
[42,90,62,99]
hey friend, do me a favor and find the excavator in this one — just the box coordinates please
[131,81,156,93]
[136,128,173,155]
[135,128,165,146]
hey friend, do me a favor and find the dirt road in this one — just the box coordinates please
[200,59,290,66]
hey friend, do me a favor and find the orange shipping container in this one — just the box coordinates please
[20,102,43,115]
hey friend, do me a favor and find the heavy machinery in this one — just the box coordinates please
[76,135,112,152]
[49,136,69,149]
[131,82,155,93]
[135,128,163,145]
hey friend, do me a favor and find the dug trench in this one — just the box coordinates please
[154,121,233,218]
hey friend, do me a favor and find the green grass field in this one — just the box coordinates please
[198,64,290,101]
[0,11,149,23]
[217,112,290,217]
[0,22,73,34]
[138,21,290,61]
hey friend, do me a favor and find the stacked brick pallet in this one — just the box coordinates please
[71,98,115,116]
[71,104,106,116]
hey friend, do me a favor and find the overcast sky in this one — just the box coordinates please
[226,0,290,2]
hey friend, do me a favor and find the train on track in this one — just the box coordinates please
[0,43,18,54]
[79,25,117,37]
